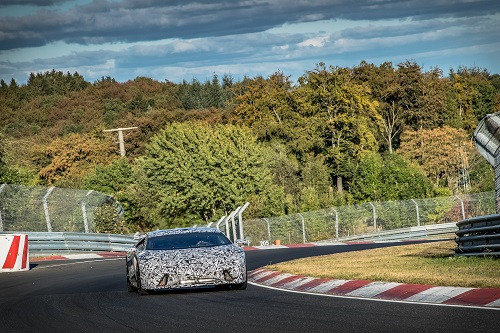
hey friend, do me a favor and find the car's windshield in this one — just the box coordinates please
[146,232,232,250]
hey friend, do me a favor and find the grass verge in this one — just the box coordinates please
[266,241,500,288]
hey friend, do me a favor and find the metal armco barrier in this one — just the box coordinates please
[455,214,500,256]
[0,234,29,272]
[332,222,458,242]
[3,232,135,253]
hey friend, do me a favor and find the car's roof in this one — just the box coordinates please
[147,227,222,238]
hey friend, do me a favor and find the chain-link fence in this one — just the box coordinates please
[0,184,120,232]
[244,191,495,245]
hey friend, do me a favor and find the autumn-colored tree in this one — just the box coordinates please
[398,126,475,192]
[353,61,402,153]
[297,63,382,192]
[448,67,496,132]
[36,133,116,186]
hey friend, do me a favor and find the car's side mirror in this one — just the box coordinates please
[235,239,250,247]
[133,232,145,240]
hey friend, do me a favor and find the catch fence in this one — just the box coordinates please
[243,191,495,245]
[0,184,120,233]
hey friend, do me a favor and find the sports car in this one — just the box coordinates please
[126,227,247,295]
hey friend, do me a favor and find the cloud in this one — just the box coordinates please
[0,0,498,50]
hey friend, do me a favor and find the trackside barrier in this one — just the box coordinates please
[0,234,29,272]
[455,214,500,256]
[3,232,135,253]
[330,222,458,242]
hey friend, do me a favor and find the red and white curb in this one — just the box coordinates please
[1,234,29,272]
[30,252,125,262]
[248,268,500,309]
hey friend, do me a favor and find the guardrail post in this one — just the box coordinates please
[224,209,238,242]
[0,184,6,232]
[454,195,466,220]
[43,187,55,232]
[410,199,420,227]
[297,213,306,243]
[81,190,93,233]
[331,208,339,239]
[237,202,250,240]
[231,207,240,242]
[368,202,377,232]
[215,216,226,231]
[262,218,271,241]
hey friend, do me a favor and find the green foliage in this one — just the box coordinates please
[0,61,497,233]
[132,122,283,228]
[93,204,129,234]
[351,152,433,202]
[83,157,133,195]
[297,63,382,190]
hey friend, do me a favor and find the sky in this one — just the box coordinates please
[0,0,499,84]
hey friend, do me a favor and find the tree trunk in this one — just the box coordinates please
[336,176,343,193]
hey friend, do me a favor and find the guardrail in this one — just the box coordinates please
[455,214,500,256]
[328,222,458,243]
[2,232,135,253]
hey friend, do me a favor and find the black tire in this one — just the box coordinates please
[126,262,136,292]
[136,268,149,295]
[233,280,247,290]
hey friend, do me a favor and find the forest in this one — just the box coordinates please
[0,61,499,232]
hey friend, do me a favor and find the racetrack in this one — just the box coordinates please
[0,242,498,333]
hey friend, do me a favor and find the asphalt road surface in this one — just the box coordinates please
[0,242,498,333]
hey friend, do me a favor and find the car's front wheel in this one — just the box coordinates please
[135,267,149,295]
[233,280,247,290]
[126,263,136,293]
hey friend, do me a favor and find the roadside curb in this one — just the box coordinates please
[248,268,500,309]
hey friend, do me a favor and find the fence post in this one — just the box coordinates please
[237,202,250,240]
[81,190,93,233]
[368,202,377,232]
[454,195,466,220]
[215,216,226,231]
[297,213,306,244]
[262,218,271,242]
[332,208,339,239]
[231,206,241,242]
[0,184,6,232]
[410,199,420,227]
[43,187,55,232]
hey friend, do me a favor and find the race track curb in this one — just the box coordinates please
[248,268,500,309]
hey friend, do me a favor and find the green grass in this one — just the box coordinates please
[266,241,500,288]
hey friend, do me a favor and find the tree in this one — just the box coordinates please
[83,157,133,195]
[36,133,115,186]
[353,61,402,153]
[296,63,382,192]
[133,122,283,228]
[448,67,496,132]
[350,152,433,202]
[398,126,474,192]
